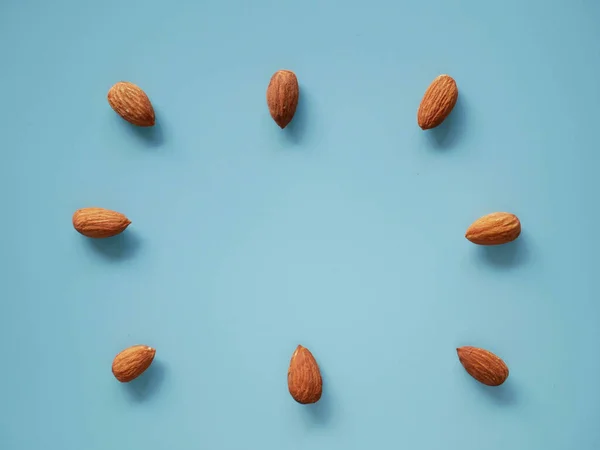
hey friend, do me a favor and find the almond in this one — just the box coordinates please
[417,74,458,129]
[266,70,299,128]
[108,81,155,127]
[287,345,322,404]
[72,207,131,238]
[457,346,509,386]
[465,212,521,245]
[112,345,156,382]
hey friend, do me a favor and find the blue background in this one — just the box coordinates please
[1,1,599,449]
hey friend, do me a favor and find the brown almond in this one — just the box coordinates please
[465,212,521,245]
[417,74,458,129]
[72,207,131,238]
[108,81,155,127]
[266,70,299,128]
[457,346,509,386]
[287,345,322,404]
[112,345,156,382]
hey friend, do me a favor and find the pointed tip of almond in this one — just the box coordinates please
[142,112,156,127]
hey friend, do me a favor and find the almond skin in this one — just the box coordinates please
[287,345,322,404]
[266,70,299,128]
[417,74,458,129]
[108,81,155,127]
[465,212,521,245]
[72,207,131,238]
[112,345,156,382]
[457,346,509,386]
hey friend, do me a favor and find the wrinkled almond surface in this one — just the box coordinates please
[72,207,131,238]
[457,346,509,386]
[112,345,156,382]
[266,70,299,128]
[417,74,458,129]
[108,81,155,127]
[465,212,521,245]
[287,345,322,404]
